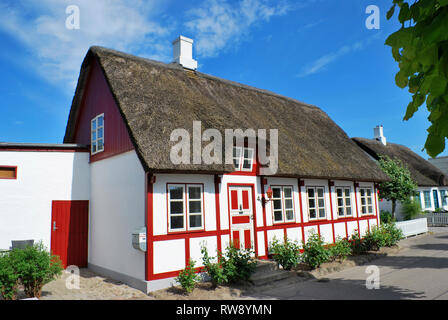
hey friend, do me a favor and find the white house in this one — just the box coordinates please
[0,37,389,292]
[353,127,448,219]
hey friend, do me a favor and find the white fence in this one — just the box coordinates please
[395,218,428,238]
[426,212,448,226]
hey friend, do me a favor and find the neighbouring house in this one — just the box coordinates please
[353,126,448,220]
[0,36,389,292]
[428,156,448,176]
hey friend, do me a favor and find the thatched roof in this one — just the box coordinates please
[64,46,388,182]
[352,137,448,186]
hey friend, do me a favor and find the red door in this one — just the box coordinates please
[51,200,89,268]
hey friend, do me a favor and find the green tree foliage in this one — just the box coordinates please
[378,155,418,218]
[385,0,448,157]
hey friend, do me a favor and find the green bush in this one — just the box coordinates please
[349,231,368,255]
[268,237,301,270]
[381,223,404,247]
[201,245,257,287]
[364,226,387,251]
[328,237,352,261]
[402,197,422,220]
[201,247,227,287]
[302,231,330,269]
[380,210,395,224]
[10,242,63,298]
[176,259,200,293]
[0,252,20,300]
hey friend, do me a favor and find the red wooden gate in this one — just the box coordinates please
[51,200,89,268]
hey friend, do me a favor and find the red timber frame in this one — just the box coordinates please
[145,174,380,281]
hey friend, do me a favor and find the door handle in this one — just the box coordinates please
[53,221,58,231]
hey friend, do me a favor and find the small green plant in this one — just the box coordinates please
[0,252,20,300]
[381,223,404,247]
[175,259,200,293]
[10,242,63,298]
[302,231,330,269]
[380,210,395,224]
[402,197,422,220]
[268,237,301,270]
[328,237,352,261]
[201,247,227,287]
[364,226,387,251]
[349,231,367,255]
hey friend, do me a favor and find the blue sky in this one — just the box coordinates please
[0,0,444,159]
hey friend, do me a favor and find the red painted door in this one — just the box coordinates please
[229,186,254,250]
[51,200,89,268]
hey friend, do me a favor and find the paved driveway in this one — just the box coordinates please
[252,227,448,300]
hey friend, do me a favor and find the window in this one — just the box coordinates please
[232,146,254,171]
[307,187,326,220]
[168,184,203,232]
[271,186,295,223]
[336,187,352,217]
[359,188,374,215]
[441,190,448,207]
[423,191,431,209]
[91,114,104,154]
[414,191,422,207]
[0,166,17,179]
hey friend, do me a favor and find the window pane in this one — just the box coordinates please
[188,186,201,199]
[189,200,201,214]
[233,147,241,157]
[274,211,283,222]
[170,201,184,214]
[98,115,104,127]
[273,199,282,210]
[242,160,251,169]
[286,210,294,221]
[360,189,365,196]
[171,216,184,229]
[346,207,352,215]
[338,208,344,216]
[284,188,292,198]
[98,127,103,139]
[233,158,240,169]
[319,208,325,218]
[367,197,372,205]
[318,199,324,208]
[336,189,342,197]
[244,148,253,159]
[309,209,316,219]
[362,206,367,214]
[284,199,293,210]
[169,186,184,199]
[308,199,315,209]
[91,143,97,153]
[92,119,97,130]
[307,188,314,197]
[344,189,350,197]
[337,199,344,207]
[317,188,324,197]
[273,187,281,199]
[92,131,97,141]
[98,139,104,151]
[361,197,366,205]
[367,189,372,197]
[189,215,202,228]
[345,197,351,206]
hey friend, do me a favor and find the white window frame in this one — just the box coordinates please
[335,186,352,218]
[441,190,448,207]
[167,184,204,232]
[359,187,374,215]
[271,186,295,224]
[307,186,326,220]
[91,113,104,155]
[232,146,254,172]
[423,190,432,209]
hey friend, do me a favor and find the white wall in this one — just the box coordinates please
[88,150,145,280]
[0,151,90,250]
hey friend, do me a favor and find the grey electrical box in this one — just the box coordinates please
[132,227,147,252]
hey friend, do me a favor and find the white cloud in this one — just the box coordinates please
[0,0,172,90]
[185,0,291,58]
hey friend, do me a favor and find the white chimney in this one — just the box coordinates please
[172,35,198,70]
[374,125,387,145]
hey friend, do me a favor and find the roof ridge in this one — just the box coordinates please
[89,45,319,110]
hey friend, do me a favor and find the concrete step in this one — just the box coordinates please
[250,260,297,287]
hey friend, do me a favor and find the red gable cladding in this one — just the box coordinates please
[72,58,134,162]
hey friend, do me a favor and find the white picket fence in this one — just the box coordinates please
[395,218,428,238]
[426,212,448,226]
